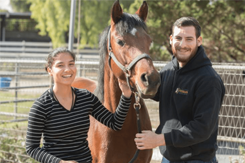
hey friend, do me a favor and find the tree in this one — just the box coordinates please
[145,0,245,62]
[27,0,133,48]
[203,1,245,62]
[3,0,34,33]
[27,0,70,47]
[10,0,31,12]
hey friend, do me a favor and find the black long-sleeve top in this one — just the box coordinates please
[26,88,131,163]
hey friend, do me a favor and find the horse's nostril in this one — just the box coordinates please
[141,73,149,86]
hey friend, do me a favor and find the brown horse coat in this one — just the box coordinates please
[72,1,160,162]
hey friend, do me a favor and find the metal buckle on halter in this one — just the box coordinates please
[133,92,141,109]
[109,51,113,57]
[134,103,141,110]
[125,68,131,77]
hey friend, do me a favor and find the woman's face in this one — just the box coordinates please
[47,52,77,86]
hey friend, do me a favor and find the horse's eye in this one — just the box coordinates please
[117,40,125,46]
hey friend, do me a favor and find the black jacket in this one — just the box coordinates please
[153,46,225,161]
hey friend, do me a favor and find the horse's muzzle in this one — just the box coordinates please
[136,72,161,99]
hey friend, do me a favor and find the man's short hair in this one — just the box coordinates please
[172,17,201,38]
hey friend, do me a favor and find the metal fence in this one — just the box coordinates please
[0,58,245,162]
[0,41,100,60]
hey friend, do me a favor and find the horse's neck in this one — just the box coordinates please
[103,70,123,112]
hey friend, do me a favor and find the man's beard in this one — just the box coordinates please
[172,45,198,65]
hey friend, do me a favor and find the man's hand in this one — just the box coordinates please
[134,130,165,150]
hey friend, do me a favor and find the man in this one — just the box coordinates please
[134,17,225,163]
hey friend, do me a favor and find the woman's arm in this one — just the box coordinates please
[26,100,62,163]
[91,93,131,131]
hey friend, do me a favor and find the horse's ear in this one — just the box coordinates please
[135,1,148,22]
[111,0,123,25]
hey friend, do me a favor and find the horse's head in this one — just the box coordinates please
[107,0,160,98]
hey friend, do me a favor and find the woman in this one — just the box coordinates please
[26,47,132,163]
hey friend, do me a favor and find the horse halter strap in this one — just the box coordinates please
[124,91,141,163]
[107,28,151,92]
[107,28,145,163]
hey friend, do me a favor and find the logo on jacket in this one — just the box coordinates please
[175,88,188,95]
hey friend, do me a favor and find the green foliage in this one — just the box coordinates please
[198,0,245,62]
[0,123,36,162]
[238,145,245,163]
[146,0,245,62]
[10,0,31,12]
[27,0,134,48]
[27,0,70,47]
[2,1,36,32]
[75,1,112,47]
[5,19,37,32]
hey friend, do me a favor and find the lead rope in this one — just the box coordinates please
[128,92,142,163]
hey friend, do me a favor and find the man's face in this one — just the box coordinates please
[170,26,202,67]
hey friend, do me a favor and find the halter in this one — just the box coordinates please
[107,27,149,163]
[107,27,151,92]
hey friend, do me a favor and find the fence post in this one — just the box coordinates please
[14,61,19,120]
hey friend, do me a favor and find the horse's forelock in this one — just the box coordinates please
[116,13,147,36]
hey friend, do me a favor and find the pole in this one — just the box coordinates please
[14,61,19,120]
[1,16,6,41]
[77,0,81,77]
[68,0,77,51]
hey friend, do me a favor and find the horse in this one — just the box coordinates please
[72,0,161,162]
[72,77,97,93]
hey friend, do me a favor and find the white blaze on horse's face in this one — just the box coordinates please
[130,28,137,36]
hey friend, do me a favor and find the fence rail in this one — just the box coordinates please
[0,41,100,60]
[0,85,50,91]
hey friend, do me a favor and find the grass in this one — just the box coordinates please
[0,91,33,162]
[0,89,42,162]
[0,121,28,129]
[0,122,36,163]
[0,91,40,121]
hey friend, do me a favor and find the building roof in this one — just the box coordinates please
[0,12,31,19]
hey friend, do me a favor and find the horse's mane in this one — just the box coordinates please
[94,13,147,102]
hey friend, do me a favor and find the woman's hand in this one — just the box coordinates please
[59,160,78,163]
[118,79,132,98]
